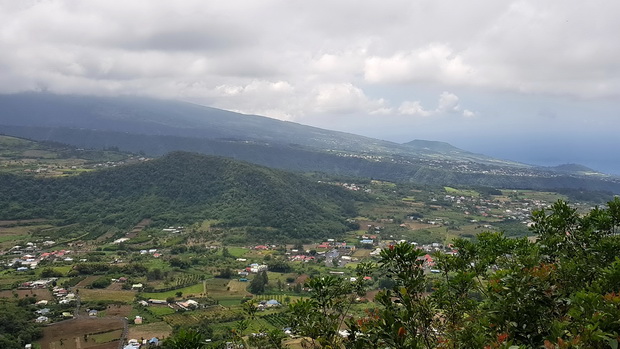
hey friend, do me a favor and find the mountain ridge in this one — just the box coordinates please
[1,93,618,192]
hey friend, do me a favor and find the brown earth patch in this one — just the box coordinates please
[40,317,124,349]
[76,276,100,288]
[106,282,124,291]
[294,274,309,285]
[103,304,132,317]
[125,219,151,239]
[0,288,53,300]
[0,219,47,226]
[127,321,172,343]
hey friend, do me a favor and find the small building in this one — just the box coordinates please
[148,299,167,305]
[266,299,281,308]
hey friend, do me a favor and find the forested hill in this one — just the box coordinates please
[0,152,361,241]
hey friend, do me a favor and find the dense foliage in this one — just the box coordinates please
[0,300,43,349]
[287,198,620,348]
[0,152,360,240]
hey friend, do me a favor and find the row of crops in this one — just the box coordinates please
[261,313,289,328]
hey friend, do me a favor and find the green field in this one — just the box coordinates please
[227,247,249,258]
[141,282,205,299]
[444,186,480,197]
[147,306,176,317]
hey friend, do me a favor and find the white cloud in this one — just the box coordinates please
[462,109,476,118]
[365,44,474,85]
[437,92,461,112]
[398,101,432,117]
[312,83,387,115]
[398,92,471,117]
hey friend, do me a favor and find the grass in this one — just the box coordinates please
[139,258,171,271]
[36,266,72,277]
[227,247,249,258]
[141,282,205,299]
[199,219,221,230]
[444,186,480,197]
[218,299,242,307]
[147,306,176,317]
[0,233,28,243]
[88,330,123,344]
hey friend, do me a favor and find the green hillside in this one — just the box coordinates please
[0,152,361,241]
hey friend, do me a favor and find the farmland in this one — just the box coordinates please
[0,142,615,348]
[39,317,125,349]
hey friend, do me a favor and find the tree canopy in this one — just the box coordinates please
[286,198,620,348]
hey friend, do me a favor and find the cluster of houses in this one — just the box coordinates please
[139,298,201,312]
[29,284,76,323]
[236,263,269,281]
[3,242,70,270]
[122,337,160,349]
[439,192,559,226]
[316,239,355,250]
[162,226,184,234]
[19,278,57,289]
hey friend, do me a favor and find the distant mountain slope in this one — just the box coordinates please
[0,152,360,241]
[403,139,464,152]
[543,163,601,175]
[0,92,399,154]
[0,93,532,166]
[401,139,516,165]
[1,93,619,193]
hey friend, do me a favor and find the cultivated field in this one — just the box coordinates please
[0,288,52,299]
[79,289,136,303]
[39,317,124,349]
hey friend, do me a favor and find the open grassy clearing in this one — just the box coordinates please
[146,306,175,317]
[352,249,372,258]
[141,282,205,299]
[88,329,123,345]
[444,186,480,197]
[226,246,249,257]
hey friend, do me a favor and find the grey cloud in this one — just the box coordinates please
[0,0,618,125]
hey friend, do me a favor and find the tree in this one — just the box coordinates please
[289,263,373,348]
[217,267,233,279]
[163,328,206,349]
[249,274,266,294]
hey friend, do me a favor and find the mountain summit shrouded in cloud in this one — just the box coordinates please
[0,1,619,173]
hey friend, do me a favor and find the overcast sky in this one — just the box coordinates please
[1,1,619,173]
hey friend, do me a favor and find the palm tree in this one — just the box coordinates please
[163,328,206,349]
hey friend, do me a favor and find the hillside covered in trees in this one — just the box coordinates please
[0,152,361,240]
